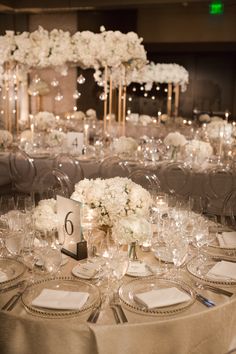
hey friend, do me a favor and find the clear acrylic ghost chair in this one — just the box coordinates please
[205,165,234,218]
[53,153,84,186]
[9,149,36,192]
[222,189,236,227]
[98,155,130,179]
[128,168,161,197]
[160,162,191,196]
[37,168,73,201]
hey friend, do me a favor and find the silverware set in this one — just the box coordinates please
[194,283,233,308]
[1,281,28,311]
[109,293,128,324]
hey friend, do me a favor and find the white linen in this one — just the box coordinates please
[217,232,236,248]
[32,289,89,310]
[0,270,7,282]
[207,260,236,280]
[134,287,190,309]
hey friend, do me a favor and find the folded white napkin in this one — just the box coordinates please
[32,289,89,310]
[217,232,236,248]
[134,287,190,309]
[0,270,7,282]
[127,262,150,276]
[207,260,236,280]
[72,263,98,279]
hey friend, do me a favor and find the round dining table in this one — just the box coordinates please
[0,247,236,354]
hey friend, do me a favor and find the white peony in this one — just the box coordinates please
[164,132,187,147]
[199,114,211,123]
[112,215,152,244]
[71,177,152,227]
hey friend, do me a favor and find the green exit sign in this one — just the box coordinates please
[209,1,224,15]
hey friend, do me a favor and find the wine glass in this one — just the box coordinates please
[5,229,25,258]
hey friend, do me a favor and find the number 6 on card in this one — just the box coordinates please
[57,195,87,260]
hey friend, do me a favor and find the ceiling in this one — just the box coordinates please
[0,0,232,13]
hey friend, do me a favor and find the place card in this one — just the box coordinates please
[66,132,84,155]
[57,195,87,260]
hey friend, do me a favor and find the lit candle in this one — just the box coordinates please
[84,123,89,146]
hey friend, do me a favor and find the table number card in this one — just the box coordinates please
[67,132,84,155]
[57,195,87,260]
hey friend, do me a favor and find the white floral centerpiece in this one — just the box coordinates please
[70,177,152,228]
[184,139,213,165]
[0,129,13,149]
[205,120,233,140]
[34,111,56,132]
[112,215,152,245]
[164,131,187,148]
[111,136,138,155]
[164,131,187,160]
[139,115,153,126]
[199,114,211,123]
[33,199,58,233]
[44,130,66,147]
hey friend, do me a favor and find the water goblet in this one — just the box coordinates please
[5,229,25,258]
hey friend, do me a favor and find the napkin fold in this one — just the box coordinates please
[0,270,7,282]
[72,263,98,279]
[207,260,236,280]
[217,232,236,248]
[32,289,89,310]
[134,287,190,309]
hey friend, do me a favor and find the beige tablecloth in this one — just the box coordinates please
[0,251,236,354]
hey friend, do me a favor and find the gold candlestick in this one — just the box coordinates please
[167,83,172,117]
[174,83,180,118]
[103,65,108,136]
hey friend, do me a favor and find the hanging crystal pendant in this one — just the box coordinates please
[77,74,86,84]
[99,92,107,101]
[51,78,59,87]
[54,91,63,101]
[73,90,81,99]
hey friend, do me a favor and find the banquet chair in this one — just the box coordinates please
[36,168,73,202]
[128,168,161,196]
[9,149,37,193]
[204,165,234,217]
[159,162,192,198]
[53,153,84,187]
[98,156,130,179]
[222,189,236,227]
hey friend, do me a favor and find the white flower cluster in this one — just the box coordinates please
[45,130,66,147]
[71,177,152,227]
[0,129,13,148]
[127,113,153,126]
[33,199,58,233]
[164,132,187,147]
[0,26,147,84]
[111,136,138,154]
[126,62,189,92]
[112,215,152,245]
[184,139,213,163]
[205,120,233,140]
[34,111,56,131]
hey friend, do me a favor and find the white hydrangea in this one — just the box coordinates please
[71,177,152,227]
[0,130,13,148]
[112,215,152,244]
[111,136,138,154]
[34,111,56,131]
[184,139,213,163]
[45,130,66,147]
[164,131,187,147]
[33,199,58,232]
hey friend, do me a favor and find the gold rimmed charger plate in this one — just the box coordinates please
[187,255,236,286]
[119,277,195,316]
[0,258,26,287]
[21,276,100,318]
